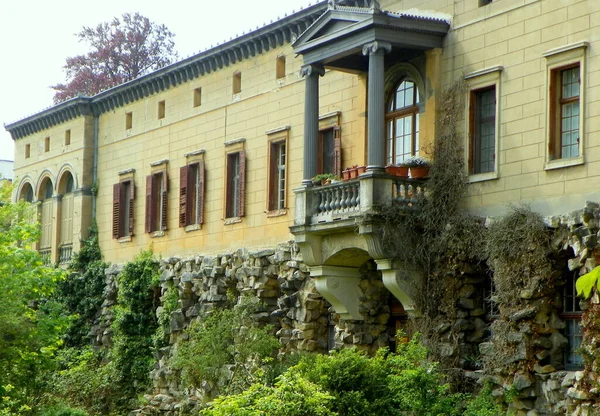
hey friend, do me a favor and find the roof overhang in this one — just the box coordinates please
[293,4,450,72]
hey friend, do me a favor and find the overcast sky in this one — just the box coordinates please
[0,0,320,162]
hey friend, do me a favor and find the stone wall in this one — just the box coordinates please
[89,203,600,415]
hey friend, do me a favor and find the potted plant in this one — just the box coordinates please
[385,163,409,178]
[356,165,367,175]
[403,156,431,178]
[311,173,340,186]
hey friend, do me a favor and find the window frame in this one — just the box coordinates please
[267,138,287,213]
[385,79,420,165]
[469,86,497,175]
[145,170,168,234]
[543,42,587,170]
[113,171,135,241]
[225,150,246,220]
[464,66,502,183]
[179,159,206,229]
[561,271,583,371]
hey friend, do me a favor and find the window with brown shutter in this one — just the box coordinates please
[268,140,286,211]
[113,179,135,239]
[145,172,168,233]
[549,64,581,160]
[180,161,205,227]
[226,151,246,218]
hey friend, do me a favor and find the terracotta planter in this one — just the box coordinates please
[356,165,367,175]
[409,166,430,179]
[386,165,409,177]
[342,169,351,181]
[348,167,358,179]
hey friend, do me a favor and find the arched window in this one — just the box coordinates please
[386,79,420,164]
[19,183,34,202]
[58,172,75,263]
[38,178,54,260]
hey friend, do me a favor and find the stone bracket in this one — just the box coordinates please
[376,259,420,313]
[311,265,363,320]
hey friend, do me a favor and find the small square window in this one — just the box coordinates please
[158,101,165,120]
[233,71,242,94]
[65,130,71,146]
[44,137,50,152]
[276,55,286,80]
[25,144,31,159]
[126,112,133,130]
[193,87,202,107]
[479,0,493,6]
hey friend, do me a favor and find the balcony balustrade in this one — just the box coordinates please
[59,243,73,264]
[39,248,52,265]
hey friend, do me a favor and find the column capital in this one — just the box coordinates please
[300,64,325,78]
[362,41,392,56]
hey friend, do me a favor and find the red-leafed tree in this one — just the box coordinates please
[52,13,178,103]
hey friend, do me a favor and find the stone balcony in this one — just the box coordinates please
[291,172,427,236]
[290,172,427,320]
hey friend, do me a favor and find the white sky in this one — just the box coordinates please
[0,0,320,161]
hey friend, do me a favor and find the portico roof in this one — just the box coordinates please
[293,2,450,72]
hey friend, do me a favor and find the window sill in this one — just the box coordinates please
[544,156,584,171]
[232,93,241,102]
[118,236,132,244]
[150,230,166,238]
[467,171,498,184]
[185,224,202,233]
[224,217,242,225]
[266,208,288,218]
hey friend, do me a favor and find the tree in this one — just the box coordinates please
[52,13,178,103]
[0,182,68,414]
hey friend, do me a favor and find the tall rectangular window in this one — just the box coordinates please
[126,112,133,130]
[65,130,71,146]
[562,272,583,370]
[179,161,205,227]
[25,144,30,159]
[44,137,50,152]
[268,140,286,211]
[145,171,168,233]
[113,179,135,239]
[318,126,341,176]
[226,151,246,218]
[550,65,580,160]
[469,86,496,174]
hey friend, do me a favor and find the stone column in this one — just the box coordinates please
[362,41,391,173]
[301,64,325,186]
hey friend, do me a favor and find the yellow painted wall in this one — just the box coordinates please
[95,45,367,262]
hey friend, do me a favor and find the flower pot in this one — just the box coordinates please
[386,165,409,178]
[348,167,358,179]
[342,169,351,181]
[409,166,430,179]
[356,165,367,175]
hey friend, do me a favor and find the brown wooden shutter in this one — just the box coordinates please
[161,172,168,231]
[179,165,188,227]
[237,151,246,217]
[128,181,135,236]
[198,160,206,224]
[112,183,121,239]
[268,142,276,211]
[145,175,153,233]
[333,126,342,177]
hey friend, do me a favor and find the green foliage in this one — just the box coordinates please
[172,295,280,395]
[0,181,69,414]
[39,404,89,416]
[204,335,469,416]
[201,373,337,416]
[110,250,160,410]
[153,284,179,348]
[48,347,120,416]
[462,386,502,416]
[576,265,600,299]
[55,221,107,347]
